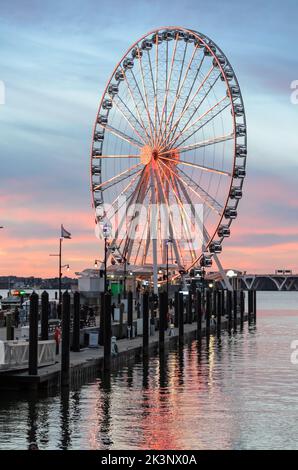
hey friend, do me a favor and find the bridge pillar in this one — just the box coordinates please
[240,290,245,329]
[253,289,257,323]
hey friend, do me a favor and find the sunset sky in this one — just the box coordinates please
[0,0,298,277]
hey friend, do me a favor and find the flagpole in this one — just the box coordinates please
[59,237,62,307]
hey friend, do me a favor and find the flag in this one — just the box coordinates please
[61,224,71,239]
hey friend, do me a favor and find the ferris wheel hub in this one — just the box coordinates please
[140,145,153,165]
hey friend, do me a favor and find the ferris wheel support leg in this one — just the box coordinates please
[151,166,159,295]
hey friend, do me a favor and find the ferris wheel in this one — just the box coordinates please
[91,26,247,290]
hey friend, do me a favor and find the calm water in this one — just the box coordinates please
[0,292,298,450]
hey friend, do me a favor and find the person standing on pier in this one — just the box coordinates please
[54,324,61,355]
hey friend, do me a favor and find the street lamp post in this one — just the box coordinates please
[102,223,111,294]
[166,238,173,299]
[50,226,71,308]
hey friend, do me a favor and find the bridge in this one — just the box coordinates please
[207,270,298,291]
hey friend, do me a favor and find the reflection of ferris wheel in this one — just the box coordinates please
[91,26,247,288]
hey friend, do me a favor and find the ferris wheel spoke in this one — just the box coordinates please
[137,50,156,145]
[94,163,143,191]
[129,68,155,139]
[159,65,216,151]
[158,159,222,215]
[177,167,223,214]
[142,203,152,265]
[159,53,205,149]
[157,161,198,261]
[158,133,233,156]
[122,68,152,143]
[167,72,222,149]
[157,42,200,147]
[95,154,139,159]
[100,123,143,149]
[146,50,162,134]
[154,34,161,147]
[161,41,188,149]
[153,164,185,267]
[166,95,229,150]
[110,169,148,252]
[170,98,231,150]
[121,174,150,260]
[177,178,206,252]
[105,169,143,217]
[133,205,151,265]
[159,155,231,176]
[156,36,179,144]
[113,96,149,145]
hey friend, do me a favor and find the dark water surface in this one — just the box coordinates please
[0,292,298,450]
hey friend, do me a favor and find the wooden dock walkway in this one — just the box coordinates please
[0,313,249,391]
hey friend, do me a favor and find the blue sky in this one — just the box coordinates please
[0,0,298,275]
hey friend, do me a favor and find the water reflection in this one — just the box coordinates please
[98,373,113,449]
[59,388,71,450]
[3,309,298,450]
[27,396,38,447]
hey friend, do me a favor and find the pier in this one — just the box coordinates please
[0,289,253,391]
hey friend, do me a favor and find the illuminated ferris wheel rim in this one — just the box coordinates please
[90,26,247,275]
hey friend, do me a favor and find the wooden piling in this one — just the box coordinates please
[98,292,105,346]
[72,291,80,352]
[6,314,14,341]
[29,292,39,376]
[61,291,71,387]
[174,291,179,327]
[187,291,192,324]
[206,290,211,336]
[196,290,202,337]
[159,291,166,350]
[41,290,49,341]
[178,292,184,344]
[142,292,149,356]
[127,291,133,339]
[103,292,112,371]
